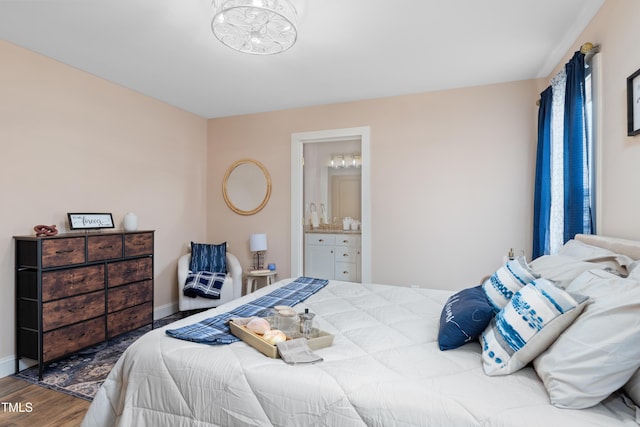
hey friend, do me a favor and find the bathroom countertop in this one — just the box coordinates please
[304,227,361,235]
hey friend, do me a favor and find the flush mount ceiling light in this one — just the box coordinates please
[211,0,298,55]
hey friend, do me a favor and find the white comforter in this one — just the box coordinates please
[82,279,637,426]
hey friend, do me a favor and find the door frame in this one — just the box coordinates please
[291,126,371,282]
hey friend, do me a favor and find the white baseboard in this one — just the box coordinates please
[1,303,178,379]
[154,301,179,321]
[0,355,15,378]
[0,355,36,378]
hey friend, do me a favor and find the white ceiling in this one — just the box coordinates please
[0,0,605,119]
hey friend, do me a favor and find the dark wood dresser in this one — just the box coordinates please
[14,230,154,378]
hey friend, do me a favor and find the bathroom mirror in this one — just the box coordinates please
[303,140,361,224]
[222,159,272,215]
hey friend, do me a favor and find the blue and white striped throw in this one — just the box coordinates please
[166,277,329,344]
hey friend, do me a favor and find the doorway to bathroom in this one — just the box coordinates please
[291,127,371,282]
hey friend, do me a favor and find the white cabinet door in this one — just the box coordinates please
[305,244,334,279]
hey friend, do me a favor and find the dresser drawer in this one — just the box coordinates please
[335,235,360,247]
[108,302,152,337]
[43,316,105,362]
[335,262,358,282]
[88,234,123,262]
[125,232,154,257]
[42,264,104,301]
[335,246,357,260]
[42,290,105,331]
[108,280,153,313]
[42,237,85,268]
[306,234,336,246]
[108,257,153,287]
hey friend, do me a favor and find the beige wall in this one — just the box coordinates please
[0,41,208,375]
[207,79,541,288]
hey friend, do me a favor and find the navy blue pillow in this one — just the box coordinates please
[190,242,227,274]
[438,285,495,351]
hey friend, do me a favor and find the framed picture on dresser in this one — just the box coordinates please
[67,212,114,230]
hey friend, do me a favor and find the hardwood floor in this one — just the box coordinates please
[0,376,90,427]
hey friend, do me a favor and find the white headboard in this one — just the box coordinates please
[575,234,640,260]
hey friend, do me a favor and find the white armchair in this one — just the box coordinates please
[177,252,243,311]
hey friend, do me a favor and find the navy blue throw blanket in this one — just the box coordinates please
[183,271,226,299]
[166,277,329,344]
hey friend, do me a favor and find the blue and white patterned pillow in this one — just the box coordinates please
[481,278,589,376]
[190,241,227,274]
[482,256,539,311]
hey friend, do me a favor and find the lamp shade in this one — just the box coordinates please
[250,233,268,252]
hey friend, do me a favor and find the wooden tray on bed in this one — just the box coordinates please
[229,321,334,358]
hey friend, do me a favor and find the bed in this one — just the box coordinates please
[82,234,640,426]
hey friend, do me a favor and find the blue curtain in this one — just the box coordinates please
[533,86,553,259]
[563,52,593,241]
[532,51,593,259]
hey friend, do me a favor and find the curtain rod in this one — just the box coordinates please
[535,42,600,106]
[580,42,601,61]
[580,42,600,54]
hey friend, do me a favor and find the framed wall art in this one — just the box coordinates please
[67,213,115,230]
[627,67,640,136]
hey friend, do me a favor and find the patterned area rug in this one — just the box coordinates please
[14,312,189,401]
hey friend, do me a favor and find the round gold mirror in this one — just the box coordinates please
[222,159,272,215]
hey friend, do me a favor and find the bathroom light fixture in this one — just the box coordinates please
[211,0,298,55]
[351,154,361,168]
[330,153,361,169]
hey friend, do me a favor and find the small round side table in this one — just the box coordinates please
[245,270,277,295]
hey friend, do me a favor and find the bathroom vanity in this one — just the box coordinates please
[304,229,361,282]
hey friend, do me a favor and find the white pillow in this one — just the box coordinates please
[482,256,539,311]
[529,255,611,289]
[533,270,640,409]
[480,279,588,376]
[557,240,632,276]
[557,239,618,259]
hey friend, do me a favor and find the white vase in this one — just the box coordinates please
[123,212,138,231]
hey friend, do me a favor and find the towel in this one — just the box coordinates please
[277,338,323,364]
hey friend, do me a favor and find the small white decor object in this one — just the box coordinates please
[123,212,138,231]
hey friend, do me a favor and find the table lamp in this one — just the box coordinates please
[250,233,267,270]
